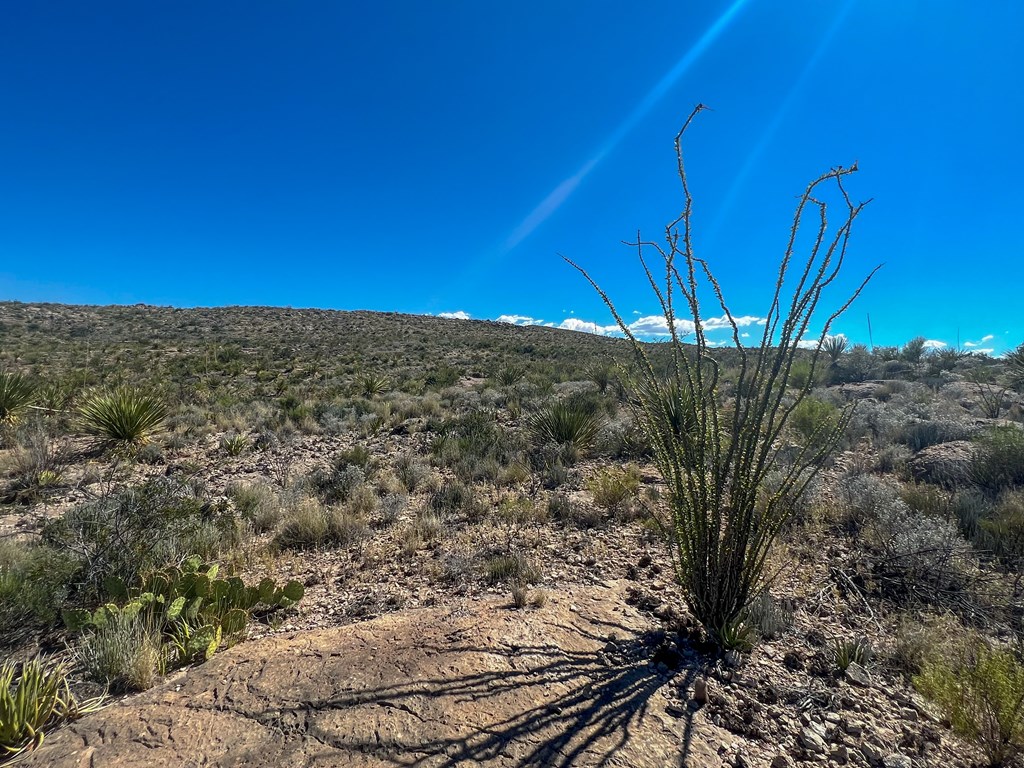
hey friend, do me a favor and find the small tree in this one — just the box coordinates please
[568,105,878,642]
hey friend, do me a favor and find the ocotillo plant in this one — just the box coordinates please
[567,104,880,644]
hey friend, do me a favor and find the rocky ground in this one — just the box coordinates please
[18,579,971,768]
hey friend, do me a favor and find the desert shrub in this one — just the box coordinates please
[587,464,641,510]
[831,342,874,383]
[73,610,164,693]
[788,359,816,390]
[972,426,1024,495]
[429,481,482,520]
[43,477,238,602]
[978,491,1024,567]
[899,482,951,517]
[348,485,379,517]
[432,410,522,482]
[394,453,431,492]
[425,363,460,390]
[76,386,167,449]
[898,419,977,452]
[837,473,898,533]
[0,542,78,645]
[528,442,571,489]
[953,489,994,542]
[483,553,541,585]
[309,462,365,505]
[900,336,928,364]
[0,657,101,758]
[743,591,793,640]
[567,106,875,642]
[274,499,368,551]
[1007,343,1024,392]
[889,616,935,677]
[867,492,977,610]
[1,421,68,504]
[527,396,602,454]
[916,636,1024,767]
[788,396,841,451]
[227,482,281,533]
[377,493,407,527]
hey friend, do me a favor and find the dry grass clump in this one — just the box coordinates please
[273,498,369,552]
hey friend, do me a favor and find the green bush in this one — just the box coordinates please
[788,396,841,451]
[916,636,1024,766]
[971,426,1024,495]
[0,542,78,646]
[76,386,167,449]
[587,464,641,510]
[432,410,523,482]
[978,490,1024,567]
[43,477,239,601]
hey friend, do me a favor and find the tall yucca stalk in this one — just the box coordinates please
[77,387,167,449]
[568,105,879,641]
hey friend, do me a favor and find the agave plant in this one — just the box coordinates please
[76,387,167,449]
[0,370,36,427]
[0,657,102,758]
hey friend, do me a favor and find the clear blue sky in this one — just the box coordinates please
[2,2,1021,353]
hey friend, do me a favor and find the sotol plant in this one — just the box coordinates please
[568,105,877,643]
[76,386,167,449]
[0,370,35,430]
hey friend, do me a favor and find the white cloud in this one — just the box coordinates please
[922,339,946,349]
[482,309,768,340]
[975,348,995,355]
[964,334,995,348]
[557,317,620,335]
[496,314,540,325]
[796,332,846,350]
[438,311,471,320]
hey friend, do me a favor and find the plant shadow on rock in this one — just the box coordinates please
[241,622,706,767]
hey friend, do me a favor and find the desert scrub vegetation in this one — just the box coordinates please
[915,634,1024,766]
[567,104,878,643]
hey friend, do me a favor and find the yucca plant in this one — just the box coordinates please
[0,656,102,758]
[568,104,878,643]
[76,387,167,449]
[0,370,35,428]
[822,335,848,364]
[527,398,603,453]
[1007,342,1024,392]
[357,373,390,398]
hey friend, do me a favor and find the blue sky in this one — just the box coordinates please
[1,2,1021,354]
